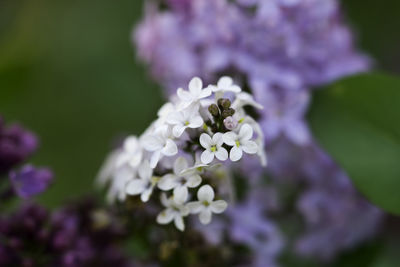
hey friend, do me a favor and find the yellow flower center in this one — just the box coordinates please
[202,201,210,207]
[184,121,190,126]
[211,145,217,152]
[235,140,241,147]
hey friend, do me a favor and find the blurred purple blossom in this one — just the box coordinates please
[9,165,53,199]
[0,117,38,174]
[133,0,382,263]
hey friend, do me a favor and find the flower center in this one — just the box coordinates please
[202,201,210,207]
[184,121,190,126]
[235,140,241,147]
[210,145,217,152]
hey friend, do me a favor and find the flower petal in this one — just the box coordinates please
[187,201,203,214]
[222,131,237,146]
[150,151,161,169]
[217,76,233,89]
[189,77,203,95]
[162,139,178,156]
[212,133,224,147]
[177,88,192,102]
[174,157,188,175]
[186,174,202,188]
[172,125,187,137]
[201,150,214,164]
[140,187,153,202]
[238,123,253,141]
[158,174,178,191]
[173,186,188,204]
[141,135,163,151]
[138,161,152,180]
[242,140,258,154]
[210,200,227,214]
[199,209,212,225]
[199,133,212,149]
[189,115,204,128]
[215,147,228,161]
[229,146,243,162]
[157,209,174,224]
[197,184,214,202]
[174,215,185,231]
[125,179,147,196]
[198,87,212,98]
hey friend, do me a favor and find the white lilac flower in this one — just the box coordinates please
[177,77,211,109]
[199,133,228,164]
[156,193,190,231]
[223,124,258,161]
[125,161,158,202]
[141,125,178,168]
[115,136,143,168]
[187,185,227,224]
[157,157,202,204]
[208,76,241,99]
[166,106,204,137]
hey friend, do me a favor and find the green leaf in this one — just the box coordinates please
[308,73,400,215]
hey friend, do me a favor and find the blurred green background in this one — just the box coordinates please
[0,0,399,207]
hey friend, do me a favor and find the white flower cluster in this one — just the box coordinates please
[98,77,266,231]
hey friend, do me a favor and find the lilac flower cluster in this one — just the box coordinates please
[0,200,132,267]
[133,0,383,263]
[0,116,53,199]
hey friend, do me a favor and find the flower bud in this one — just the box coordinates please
[208,104,219,117]
[221,108,235,119]
[217,98,231,110]
[223,116,238,130]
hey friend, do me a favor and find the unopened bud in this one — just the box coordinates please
[223,116,238,130]
[221,108,235,119]
[218,98,231,110]
[208,104,219,117]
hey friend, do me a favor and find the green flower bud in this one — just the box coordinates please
[217,98,231,110]
[221,108,235,119]
[208,104,219,117]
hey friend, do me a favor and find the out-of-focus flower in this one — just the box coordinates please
[9,165,53,199]
[0,117,37,174]
[157,193,190,231]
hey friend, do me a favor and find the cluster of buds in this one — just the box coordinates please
[98,77,266,231]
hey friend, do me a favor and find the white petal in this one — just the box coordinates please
[141,135,163,151]
[138,161,152,180]
[188,115,204,128]
[140,187,153,202]
[201,150,214,164]
[229,146,243,162]
[222,132,237,146]
[186,174,202,188]
[188,77,203,95]
[125,179,147,195]
[177,88,192,102]
[173,125,187,137]
[150,151,161,169]
[197,184,214,202]
[174,216,185,231]
[124,136,139,152]
[158,174,179,191]
[173,186,188,204]
[215,147,228,161]
[198,87,212,98]
[160,193,170,207]
[187,202,203,214]
[210,200,227,214]
[217,76,233,88]
[212,132,224,147]
[162,139,178,156]
[238,123,253,141]
[167,111,184,125]
[229,84,241,93]
[199,133,212,149]
[209,84,219,92]
[242,140,258,154]
[199,209,212,225]
[156,209,174,224]
[174,157,188,175]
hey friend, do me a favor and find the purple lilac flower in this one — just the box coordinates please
[9,165,53,199]
[133,0,382,262]
[0,117,38,174]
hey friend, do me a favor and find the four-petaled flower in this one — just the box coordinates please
[126,161,158,202]
[167,107,204,137]
[199,133,228,164]
[187,185,227,224]
[115,136,143,168]
[223,124,258,161]
[157,193,190,231]
[177,77,211,109]
[158,157,202,204]
[142,125,178,168]
[209,76,241,99]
